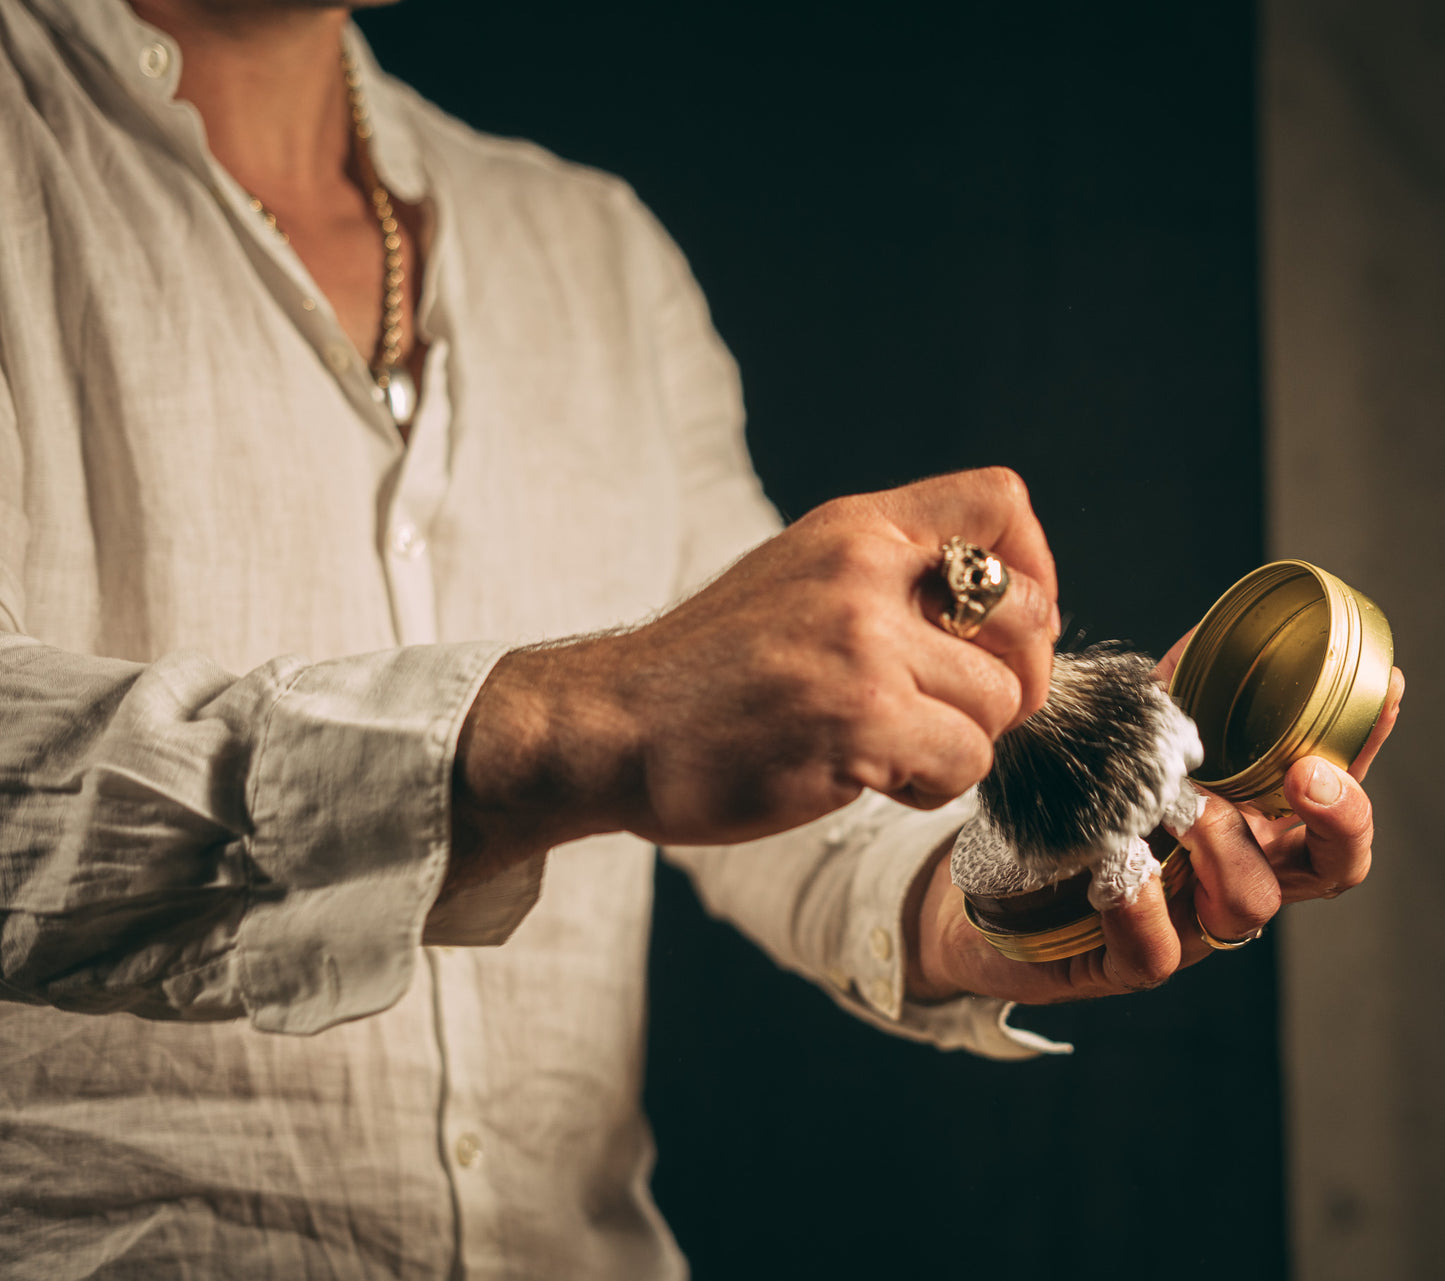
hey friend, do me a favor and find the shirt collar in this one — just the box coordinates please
[25,0,429,204]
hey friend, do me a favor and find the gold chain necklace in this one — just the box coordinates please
[247,49,417,429]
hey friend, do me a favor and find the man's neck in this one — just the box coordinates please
[128,2,354,206]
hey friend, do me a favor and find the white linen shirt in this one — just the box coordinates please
[0,2,1057,1277]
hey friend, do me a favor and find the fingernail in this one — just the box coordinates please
[1047,602,1062,642]
[1307,760,1343,806]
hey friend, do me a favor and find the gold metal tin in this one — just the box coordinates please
[963,844,1193,963]
[963,560,1393,962]
[1167,560,1394,820]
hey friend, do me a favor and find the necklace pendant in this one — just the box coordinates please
[381,366,417,428]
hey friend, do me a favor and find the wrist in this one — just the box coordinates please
[453,640,643,852]
[427,639,644,943]
[903,838,968,1002]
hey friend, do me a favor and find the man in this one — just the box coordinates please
[0,1,1401,1277]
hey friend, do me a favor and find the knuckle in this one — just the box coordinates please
[1016,657,1050,721]
[749,644,812,702]
[815,591,890,662]
[825,681,888,741]
[1110,954,1174,993]
[977,464,1030,508]
[1132,952,1178,991]
[1186,797,1237,848]
[994,571,1051,642]
[823,530,896,587]
[834,741,885,794]
[833,612,898,677]
[1217,870,1281,927]
[1015,573,1049,625]
[900,787,953,811]
[810,493,867,527]
[1249,878,1283,923]
[958,724,995,782]
[1334,855,1372,892]
[826,592,871,646]
[940,725,994,796]
[993,668,1026,733]
[967,659,1022,738]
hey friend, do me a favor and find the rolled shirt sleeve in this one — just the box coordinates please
[0,633,532,1034]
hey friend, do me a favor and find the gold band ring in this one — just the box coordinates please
[939,538,1010,640]
[1197,913,1265,951]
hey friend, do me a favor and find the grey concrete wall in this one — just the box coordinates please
[1263,3,1445,1278]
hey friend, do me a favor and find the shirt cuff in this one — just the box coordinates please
[823,792,1074,1061]
[233,642,525,1034]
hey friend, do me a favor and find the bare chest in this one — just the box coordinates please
[291,203,423,351]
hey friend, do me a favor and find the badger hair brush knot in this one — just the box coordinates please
[951,643,1206,912]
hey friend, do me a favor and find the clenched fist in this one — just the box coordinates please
[430,468,1058,936]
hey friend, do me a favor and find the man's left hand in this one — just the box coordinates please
[905,641,1405,1006]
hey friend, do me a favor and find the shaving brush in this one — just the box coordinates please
[951,644,1205,959]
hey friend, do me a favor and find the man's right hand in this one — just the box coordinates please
[438,467,1059,910]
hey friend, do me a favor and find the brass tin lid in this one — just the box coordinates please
[961,560,1393,962]
[1167,560,1393,819]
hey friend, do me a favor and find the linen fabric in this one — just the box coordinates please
[0,2,1055,1276]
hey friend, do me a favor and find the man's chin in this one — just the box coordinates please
[183,0,404,11]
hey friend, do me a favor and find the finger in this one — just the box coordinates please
[916,552,1056,654]
[1349,666,1404,783]
[971,573,1056,726]
[1178,792,1281,943]
[908,624,1026,740]
[1094,877,1181,992]
[1277,756,1373,898]
[860,700,996,809]
[877,467,1059,603]
[913,566,1054,726]
[1153,628,1197,688]
[944,561,1057,658]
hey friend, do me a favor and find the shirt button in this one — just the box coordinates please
[455,1132,482,1169]
[323,343,352,375]
[391,523,426,558]
[867,977,892,1010]
[300,297,317,312]
[139,42,170,78]
[869,927,893,962]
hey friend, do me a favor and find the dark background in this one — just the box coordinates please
[358,4,1276,1278]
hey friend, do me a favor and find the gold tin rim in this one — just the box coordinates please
[1167,560,1393,818]
[961,847,1194,963]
